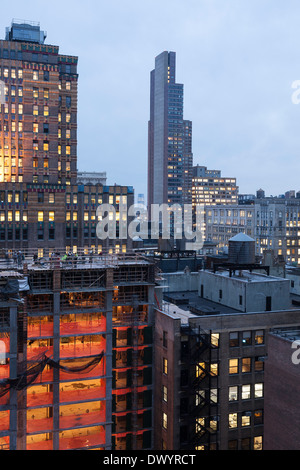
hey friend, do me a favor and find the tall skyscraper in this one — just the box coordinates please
[147,51,193,213]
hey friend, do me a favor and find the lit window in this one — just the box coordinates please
[33,105,38,116]
[229,413,237,429]
[49,193,55,204]
[242,411,251,427]
[211,333,219,348]
[163,385,167,402]
[33,88,39,98]
[33,71,39,81]
[254,383,264,398]
[242,384,251,400]
[49,211,55,222]
[38,211,44,222]
[253,436,263,450]
[163,358,168,375]
[242,357,251,373]
[229,386,238,401]
[44,106,49,117]
[255,330,264,345]
[210,363,218,376]
[162,412,167,430]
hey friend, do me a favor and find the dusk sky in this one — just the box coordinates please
[2,0,300,200]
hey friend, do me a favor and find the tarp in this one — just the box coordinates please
[18,277,30,291]
[1,279,19,295]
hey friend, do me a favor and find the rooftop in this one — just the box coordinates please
[270,327,300,342]
[160,301,197,325]
[0,250,152,273]
[204,269,286,283]
[5,19,47,44]
[163,291,241,316]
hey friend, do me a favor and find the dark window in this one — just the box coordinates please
[254,410,263,425]
[229,332,239,347]
[38,227,44,240]
[163,331,167,348]
[242,331,251,345]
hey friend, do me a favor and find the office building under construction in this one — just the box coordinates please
[0,250,155,450]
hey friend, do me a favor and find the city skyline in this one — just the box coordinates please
[1,1,300,201]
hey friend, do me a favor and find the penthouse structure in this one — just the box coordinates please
[0,251,155,450]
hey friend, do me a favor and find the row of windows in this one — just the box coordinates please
[229,330,264,347]
[229,357,264,374]
[207,209,253,217]
[228,436,262,451]
[1,103,23,114]
[0,192,126,205]
[229,410,263,428]
[229,383,263,401]
[2,85,23,98]
[0,67,23,79]
[0,227,27,241]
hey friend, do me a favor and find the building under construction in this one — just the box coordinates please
[0,250,155,450]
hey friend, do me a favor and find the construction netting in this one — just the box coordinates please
[0,351,104,398]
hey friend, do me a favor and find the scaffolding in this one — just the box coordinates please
[0,251,154,450]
